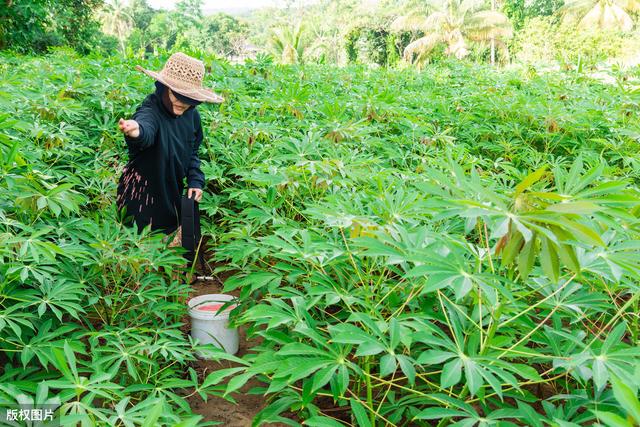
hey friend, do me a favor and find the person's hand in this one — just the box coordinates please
[188,188,203,202]
[118,118,140,138]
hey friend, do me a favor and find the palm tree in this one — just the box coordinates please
[559,0,640,31]
[269,23,307,64]
[391,0,513,65]
[97,0,135,53]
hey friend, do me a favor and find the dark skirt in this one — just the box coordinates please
[116,165,180,235]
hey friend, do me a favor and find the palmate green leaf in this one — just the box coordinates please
[241,301,296,330]
[441,358,463,388]
[224,271,282,293]
[329,323,383,351]
[462,357,483,396]
[303,416,345,427]
[397,354,417,386]
[329,364,350,399]
[592,410,633,427]
[311,365,338,391]
[556,242,580,273]
[141,399,164,427]
[200,367,246,389]
[0,305,36,339]
[545,200,602,214]
[277,342,335,358]
[417,350,457,364]
[414,407,468,420]
[500,229,523,267]
[253,395,300,425]
[602,322,627,354]
[34,279,85,321]
[20,320,76,368]
[355,341,386,356]
[517,232,538,278]
[389,317,400,350]
[479,367,503,399]
[406,264,475,299]
[350,399,371,427]
[379,353,397,377]
[273,357,335,383]
[540,236,560,283]
[223,372,255,397]
[611,375,640,424]
[515,166,548,197]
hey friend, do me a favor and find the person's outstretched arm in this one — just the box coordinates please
[118,103,158,152]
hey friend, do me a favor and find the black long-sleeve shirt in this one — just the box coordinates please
[116,85,205,234]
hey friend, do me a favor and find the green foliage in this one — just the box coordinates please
[502,0,527,30]
[203,14,249,57]
[513,16,635,67]
[393,0,514,65]
[269,23,308,64]
[130,0,158,30]
[0,0,106,54]
[527,0,565,16]
[141,12,180,53]
[132,7,248,58]
[0,50,231,425]
[3,46,640,425]
[559,0,640,31]
[175,14,249,58]
[346,27,388,66]
[345,26,417,66]
[199,60,640,424]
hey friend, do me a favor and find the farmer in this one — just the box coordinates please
[116,52,224,245]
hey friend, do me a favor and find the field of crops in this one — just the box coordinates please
[1,49,640,426]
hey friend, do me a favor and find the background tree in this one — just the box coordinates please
[392,0,513,65]
[143,12,181,52]
[170,12,248,57]
[97,0,136,53]
[527,0,565,16]
[0,0,104,53]
[199,14,249,57]
[130,0,158,30]
[269,23,308,64]
[175,0,204,29]
[502,0,526,29]
[559,0,640,31]
[114,0,160,55]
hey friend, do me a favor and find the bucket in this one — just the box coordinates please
[188,294,239,357]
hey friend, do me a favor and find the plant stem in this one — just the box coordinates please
[633,296,639,346]
[480,301,503,355]
[365,357,374,426]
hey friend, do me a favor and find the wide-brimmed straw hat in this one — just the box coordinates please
[135,52,224,104]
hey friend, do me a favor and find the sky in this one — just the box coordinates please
[146,0,313,11]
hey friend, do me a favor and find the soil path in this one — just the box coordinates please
[185,277,289,427]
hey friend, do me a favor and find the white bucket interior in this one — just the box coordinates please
[188,294,239,356]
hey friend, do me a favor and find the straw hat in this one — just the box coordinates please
[136,52,224,103]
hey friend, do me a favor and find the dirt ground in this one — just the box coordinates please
[184,276,290,427]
